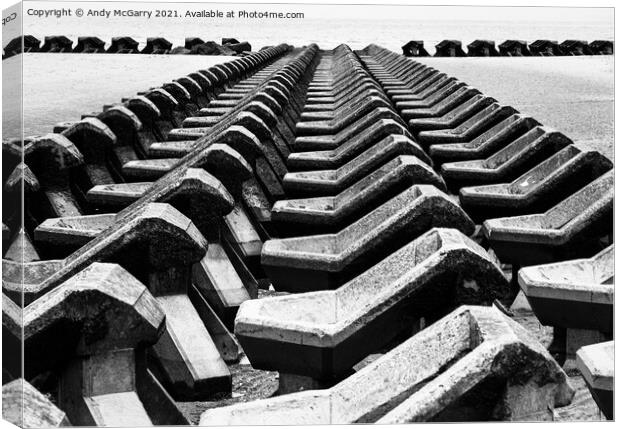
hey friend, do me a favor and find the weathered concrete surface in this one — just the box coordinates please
[2,379,70,427]
[415,57,614,161]
[482,170,613,266]
[459,145,613,222]
[178,297,600,424]
[576,341,614,419]
[262,185,475,292]
[417,103,517,146]
[518,245,613,335]
[441,126,573,191]
[199,305,573,424]
[11,262,190,426]
[282,134,430,198]
[428,114,540,165]
[408,94,496,136]
[237,228,510,379]
[274,155,445,234]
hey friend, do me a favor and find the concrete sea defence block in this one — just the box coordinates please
[3,35,40,57]
[20,203,233,401]
[589,40,613,55]
[416,104,518,146]
[57,117,118,202]
[200,305,573,424]
[459,145,613,222]
[282,133,430,196]
[6,202,205,301]
[7,262,188,425]
[395,80,467,110]
[304,76,376,101]
[399,86,481,121]
[45,166,236,243]
[192,242,252,330]
[262,185,475,292]
[3,43,306,398]
[391,77,460,104]
[303,83,384,111]
[499,40,532,56]
[238,228,511,379]
[482,170,613,267]
[122,95,167,144]
[467,40,499,56]
[107,36,139,53]
[36,191,246,343]
[2,379,70,427]
[40,35,73,52]
[274,155,445,235]
[288,119,411,171]
[161,81,197,117]
[386,70,452,97]
[576,341,614,419]
[34,212,118,252]
[91,144,251,211]
[560,40,593,56]
[291,106,407,152]
[185,37,205,50]
[15,43,292,220]
[529,40,563,56]
[296,95,391,136]
[428,114,540,165]
[73,36,106,53]
[377,65,452,90]
[441,126,574,191]
[408,94,496,137]
[122,158,179,180]
[113,167,234,240]
[435,40,467,57]
[6,133,84,225]
[402,40,430,57]
[299,90,389,121]
[96,105,147,171]
[141,37,172,54]
[518,245,613,343]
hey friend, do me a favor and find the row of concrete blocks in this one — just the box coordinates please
[2,43,318,425]
[403,39,614,57]
[3,42,292,243]
[519,251,614,419]
[2,35,252,58]
[202,43,614,421]
[2,40,612,423]
[193,44,581,423]
[358,43,613,267]
[356,44,614,418]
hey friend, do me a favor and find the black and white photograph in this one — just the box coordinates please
[0,0,616,426]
